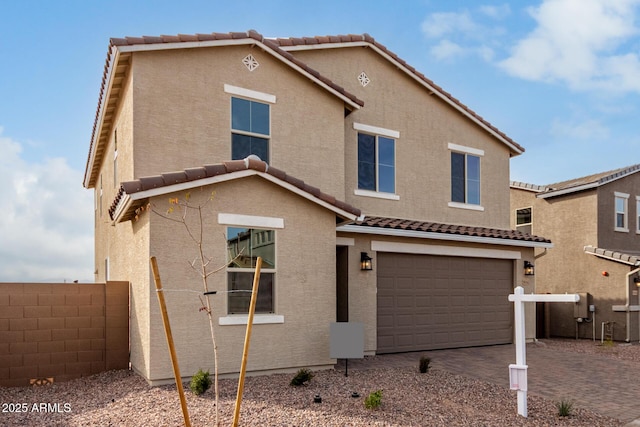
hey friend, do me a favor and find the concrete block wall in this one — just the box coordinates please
[0,281,129,387]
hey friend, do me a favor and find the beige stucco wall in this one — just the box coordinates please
[130,45,346,201]
[598,177,640,251]
[94,70,135,284]
[141,176,339,382]
[510,186,640,340]
[294,46,513,229]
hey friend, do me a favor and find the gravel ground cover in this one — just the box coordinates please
[0,339,632,426]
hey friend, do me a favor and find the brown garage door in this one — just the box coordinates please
[377,253,513,353]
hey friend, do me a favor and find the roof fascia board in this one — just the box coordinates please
[282,41,523,155]
[279,41,369,51]
[114,169,358,223]
[114,38,252,53]
[84,45,119,189]
[336,224,554,249]
[537,182,598,199]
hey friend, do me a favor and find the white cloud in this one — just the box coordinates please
[422,11,479,39]
[479,4,511,19]
[421,5,508,63]
[499,0,640,93]
[550,117,610,140]
[430,39,467,61]
[0,128,94,282]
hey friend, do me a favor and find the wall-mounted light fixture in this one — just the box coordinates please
[360,252,373,271]
[524,260,535,276]
[634,277,640,287]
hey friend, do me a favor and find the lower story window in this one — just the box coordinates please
[227,272,274,313]
[226,227,276,314]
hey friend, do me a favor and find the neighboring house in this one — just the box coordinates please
[83,30,551,385]
[511,165,640,342]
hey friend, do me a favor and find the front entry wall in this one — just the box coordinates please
[376,252,513,353]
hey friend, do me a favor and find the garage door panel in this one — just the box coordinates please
[377,252,513,353]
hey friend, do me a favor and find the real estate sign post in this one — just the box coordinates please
[508,286,580,417]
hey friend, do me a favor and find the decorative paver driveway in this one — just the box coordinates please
[338,342,640,424]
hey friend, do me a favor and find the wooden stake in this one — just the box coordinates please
[232,256,262,427]
[150,257,191,427]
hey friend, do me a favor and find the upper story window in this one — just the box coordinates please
[354,123,399,200]
[615,192,629,232]
[225,85,275,163]
[226,226,276,314]
[448,143,484,210]
[516,207,532,235]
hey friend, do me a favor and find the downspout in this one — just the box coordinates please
[625,266,640,342]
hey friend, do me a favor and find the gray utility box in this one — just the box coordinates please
[574,292,593,319]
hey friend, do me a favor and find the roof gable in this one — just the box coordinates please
[274,33,525,156]
[83,30,364,189]
[109,156,361,224]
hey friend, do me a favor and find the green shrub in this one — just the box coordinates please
[556,398,573,417]
[190,369,212,396]
[364,390,383,410]
[290,368,314,386]
[419,356,431,373]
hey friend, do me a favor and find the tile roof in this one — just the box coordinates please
[584,245,640,266]
[354,216,551,244]
[509,181,548,193]
[109,156,361,222]
[546,164,640,191]
[273,33,524,154]
[515,164,640,199]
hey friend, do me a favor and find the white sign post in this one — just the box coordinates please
[508,286,580,417]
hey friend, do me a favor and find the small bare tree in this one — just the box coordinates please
[149,189,237,427]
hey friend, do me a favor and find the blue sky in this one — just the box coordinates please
[1,0,639,281]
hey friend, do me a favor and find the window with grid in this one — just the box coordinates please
[226,227,275,314]
[451,151,480,205]
[357,132,395,193]
[615,192,629,232]
[516,207,532,235]
[231,97,270,163]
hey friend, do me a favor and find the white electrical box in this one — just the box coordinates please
[509,364,528,391]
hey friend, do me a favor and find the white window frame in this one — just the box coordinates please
[354,123,399,200]
[448,143,484,211]
[225,85,275,163]
[218,214,284,325]
[516,207,533,233]
[615,192,629,232]
[636,196,640,234]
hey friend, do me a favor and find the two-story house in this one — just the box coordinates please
[83,30,551,385]
[511,165,640,342]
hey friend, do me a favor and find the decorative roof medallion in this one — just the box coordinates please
[358,71,370,87]
[242,54,259,72]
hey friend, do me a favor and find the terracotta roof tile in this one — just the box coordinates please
[356,216,551,244]
[513,164,640,197]
[109,156,361,221]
